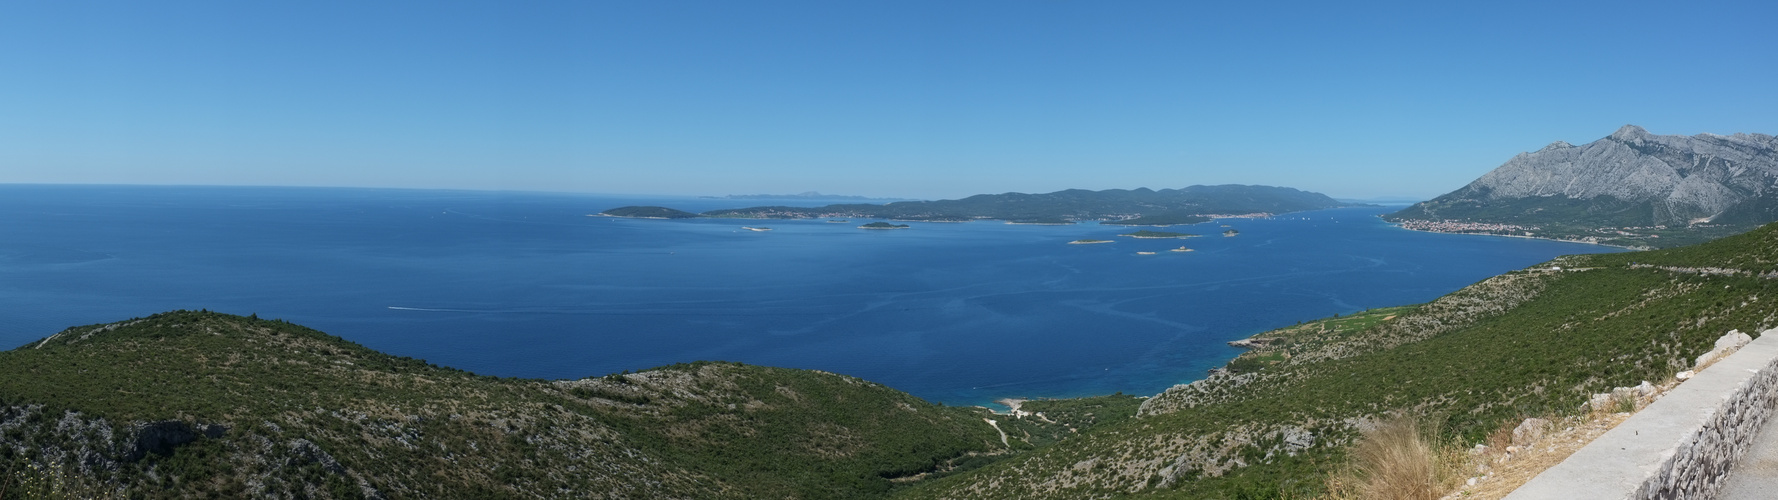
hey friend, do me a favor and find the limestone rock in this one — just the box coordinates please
[1696,330,1754,370]
[1512,418,1548,447]
[1392,126,1778,227]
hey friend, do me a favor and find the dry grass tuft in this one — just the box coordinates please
[1326,416,1463,500]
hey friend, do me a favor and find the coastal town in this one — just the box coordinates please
[1388,218,1733,250]
[1395,219,1538,235]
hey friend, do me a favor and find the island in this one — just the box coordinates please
[1068,239,1113,244]
[1170,246,1195,252]
[602,185,1350,223]
[1223,229,1240,237]
[597,206,702,219]
[1118,230,1199,239]
[1136,251,1157,255]
[858,222,910,230]
[701,191,900,201]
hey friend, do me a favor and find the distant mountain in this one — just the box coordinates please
[607,185,1349,224]
[702,191,902,201]
[1388,125,1778,247]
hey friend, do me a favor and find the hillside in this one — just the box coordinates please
[598,206,702,219]
[13,225,1778,498]
[1388,125,1778,247]
[0,312,1021,499]
[900,222,1778,498]
[609,185,1347,222]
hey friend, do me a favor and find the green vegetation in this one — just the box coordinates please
[1223,306,1416,373]
[901,223,1778,499]
[18,220,1778,498]
[0,311,1009,499]
[679,185,1346,222]
[599,205,702,219]
[987,395,1145,452]
[1103,213,1212,226]
[1019,395,1144,433]
[1386,192,1754,248]
[860,222,911,229]
[1119,230,1197,239]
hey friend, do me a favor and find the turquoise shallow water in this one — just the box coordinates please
[0,185,1620,406]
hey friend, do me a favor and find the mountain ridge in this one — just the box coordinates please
[1389,125,1778,247]
[605,184,1349,223]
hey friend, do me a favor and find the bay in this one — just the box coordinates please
[0,185,1620,406]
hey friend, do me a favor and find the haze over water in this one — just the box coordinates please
[0,185,1620,406]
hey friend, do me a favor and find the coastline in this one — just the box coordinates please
[1387,223,1644,250]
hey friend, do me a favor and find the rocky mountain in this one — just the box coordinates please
[1389,125,1778,244]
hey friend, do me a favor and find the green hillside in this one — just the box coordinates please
[1384,192,1749,248]
[0,311,1012,499]
[11,223,1778,498]
[1102,212,1212,226]
[599,205,702,219]
[693,185,1345,221]
[901,223,1778,498]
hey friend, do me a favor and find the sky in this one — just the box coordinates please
[2,1,1775,201]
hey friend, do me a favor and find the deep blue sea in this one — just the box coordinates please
[0,185,1620,406]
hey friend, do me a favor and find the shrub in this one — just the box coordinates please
[1326,417,1459,500]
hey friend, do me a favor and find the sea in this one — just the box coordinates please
[0,185,1621,407]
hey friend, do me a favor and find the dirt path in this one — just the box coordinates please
[983,418,1008,447]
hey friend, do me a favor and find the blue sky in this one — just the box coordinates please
[2,1,1774,200]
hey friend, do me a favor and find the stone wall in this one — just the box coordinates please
[1505,329,1778,499]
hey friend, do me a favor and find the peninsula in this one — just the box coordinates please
[702,191,899,201]
[595,206,701,219]
[600,185,1348,223]
[1102,212,1212,226]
